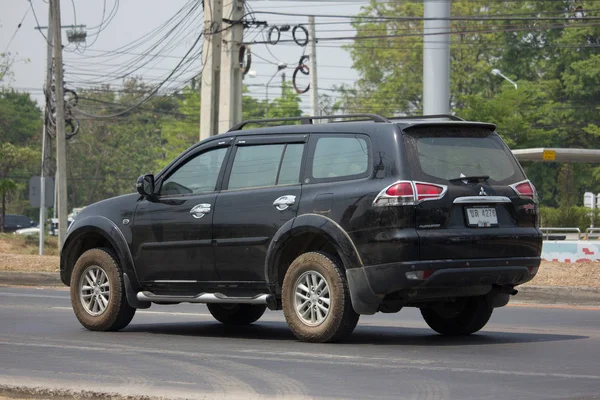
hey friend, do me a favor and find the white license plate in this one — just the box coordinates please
[466,207,498,227]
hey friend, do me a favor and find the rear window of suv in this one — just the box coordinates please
[403,126,525,184]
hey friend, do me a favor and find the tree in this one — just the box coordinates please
[0,87,42,224]
[0,143,39,231]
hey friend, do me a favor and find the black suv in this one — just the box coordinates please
[61,114,541,343]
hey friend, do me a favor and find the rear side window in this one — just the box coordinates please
[403,127,524,184]
[311,135,369,180]
[228,143,304,190]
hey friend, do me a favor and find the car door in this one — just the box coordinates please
[131,140,232,283]
[213,135,306,281]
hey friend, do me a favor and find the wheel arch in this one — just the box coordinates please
[265,213,364,297]
[60,216,139,290]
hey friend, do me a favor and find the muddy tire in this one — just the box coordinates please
[282,252,359,343]
[420,296,493,336]
[207,303,266,325]
[70,248,136,331]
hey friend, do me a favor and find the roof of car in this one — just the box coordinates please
[217,114,496,138]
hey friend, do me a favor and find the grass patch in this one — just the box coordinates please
[0,233,59,256]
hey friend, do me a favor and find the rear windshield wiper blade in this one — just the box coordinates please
[449,175,490,182]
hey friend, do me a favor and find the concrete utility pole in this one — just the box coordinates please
[218,0,244,133]
[200,0,223,141]
[308,16,320,118]
[51,0,68,249]
[39,2,54,255]
[423,0,451,115]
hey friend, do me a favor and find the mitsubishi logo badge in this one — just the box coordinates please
[479,187,488,196]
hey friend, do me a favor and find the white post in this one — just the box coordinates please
[308,16,319,119]
[51,0,68,249]
[423,0,451,115]
[39,3,54,255]
[218,0,244,133]
[200,0,223,141]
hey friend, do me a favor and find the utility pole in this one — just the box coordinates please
[51,0,68,249]
[308,16,319,119]
[218,0,244,133]
[423,0,450,115]
[200,0,223,141]
[39,2,54,255]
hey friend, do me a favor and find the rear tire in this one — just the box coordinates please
[207,303,266,325]
[282,251,359,343]
[70,248,136,331]
[420,296,493,336]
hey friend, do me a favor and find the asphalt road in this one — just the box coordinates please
[0,286,599,400]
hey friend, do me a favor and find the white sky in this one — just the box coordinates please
[1,0,367,114]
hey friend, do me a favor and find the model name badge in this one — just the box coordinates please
[419,224,441,229]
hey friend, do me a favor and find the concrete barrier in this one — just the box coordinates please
[542,241,600,262]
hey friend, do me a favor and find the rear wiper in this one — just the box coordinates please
[449,175,490,182]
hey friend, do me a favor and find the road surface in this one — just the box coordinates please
[0,286,599,399]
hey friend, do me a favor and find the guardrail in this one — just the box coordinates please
[539,227,582,240]
[585,227,600,240]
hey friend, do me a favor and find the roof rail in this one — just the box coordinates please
[388,114,465,122]
[228,113,391,132]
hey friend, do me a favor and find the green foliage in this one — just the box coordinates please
[0,89,42,145]
[540,206,600,230]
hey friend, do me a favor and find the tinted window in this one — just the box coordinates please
[229,145,285,190]
[160,147,227,196]
[228,143,305,190]
[312,136,369,179]
[277,144,304,185]
[404,127,524,184]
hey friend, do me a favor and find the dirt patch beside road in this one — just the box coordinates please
[0,254,60,273]
[525,261,600,288]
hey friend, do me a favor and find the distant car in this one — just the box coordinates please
[14,226,41,235]
[2,214,36,233]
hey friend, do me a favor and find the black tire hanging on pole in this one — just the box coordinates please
[292,64,310,94]
[292,25,309,47]
[267,26,280,45]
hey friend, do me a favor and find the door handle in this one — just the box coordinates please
[273,195,296,211]
[190,203,211,219]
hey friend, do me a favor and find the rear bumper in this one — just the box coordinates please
[346,256,541,314]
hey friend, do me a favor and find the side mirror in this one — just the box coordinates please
[136,174,155,198]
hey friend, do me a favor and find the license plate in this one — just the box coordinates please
[466,207,498,227]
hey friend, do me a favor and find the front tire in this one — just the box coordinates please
[282,252,359,343]
[70,248,136,331]
[420,296,493,336]
[207,303,266,325]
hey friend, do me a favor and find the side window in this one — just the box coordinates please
[160,147,227,196]
[312,136,369,180]
[277,144,304,185]
[228,143,304,190]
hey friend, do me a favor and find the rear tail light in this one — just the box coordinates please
[510,180,537,201]
[373,181,447,207]
[415,183,445,201]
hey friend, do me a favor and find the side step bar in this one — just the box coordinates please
[136,291,271,305]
